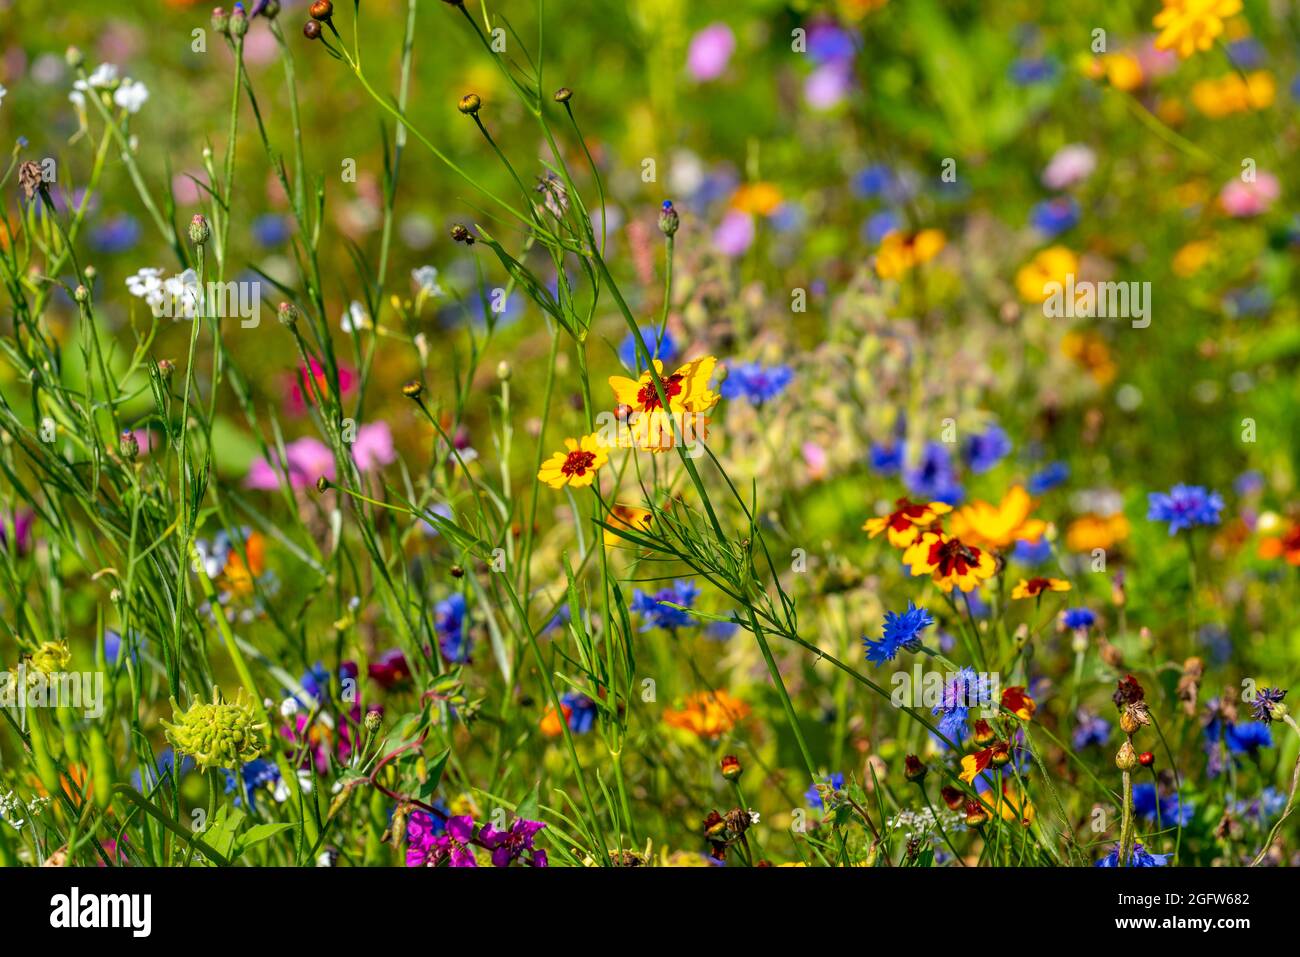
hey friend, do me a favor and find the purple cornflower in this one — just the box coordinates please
[864,601,933,665]
[1072,708,1111,749]
[478,817,548,867]
[1147,484,1224,534]
[1095,842,1169,867]
[962,425,1012,474]
[1029,196,1079,237]
[1062,607,1096,632]
[1,509,35,556]
[904,441,964,505]
[932,667,989,743]
[406,814,478,868]
[1027,461,1069,494]
[1251,687,1288,724]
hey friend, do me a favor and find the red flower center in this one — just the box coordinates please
[1024,577,1050,595]
[636,373,685,411]
[929,537,981,577]
[888,499,931,531]
[562,449,596,477]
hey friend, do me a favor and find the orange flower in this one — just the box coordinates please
[1011,577,1070,600]
[902,531,996,593]
[1258,522,1300,566]
[1065,513,1130,552]
[663,691,750,740]
[863,498,952,548]
[603,503,654,546]
[540,703,572,737]
[995,780,1036,825]
[223,531,266,597]
[875,229,946,279]
[730,182,784,216]
[951,486,1046,551]
[959,742,1008,783]
[1001,686,1037,721]
[1060,331,1117,386]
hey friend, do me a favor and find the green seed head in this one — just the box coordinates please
[161,688,267,771]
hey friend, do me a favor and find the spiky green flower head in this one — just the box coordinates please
[161,688,267,771]
[28,640,72,676]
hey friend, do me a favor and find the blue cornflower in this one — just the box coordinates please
[904,441,964,505]
[1072,709,1111,749]
[223,758,281,811]
[89,214,141,254]
[1095,843,1169,867]
[1233,788,1286,823]
[1062,607,1096,631]
[805,772,845,810]
[632,580,700,632]
[1147,484,1224,534]
[251,213,291,247]
[299,661,331,701]
[1234,470,1264,497]
[1028,461,1069,494]
[558,692,597,734]
[618,325,676,372]
[868,441,904,476]
[706,616,740,641]
[1009,56,1058,85]
[1132,783,1193,826]
[851,164,895,199]
[863,601,934,665]
[104,628,144,666]
[864,210,901,244]
[932,667,988,743]
[132,748,195,791]
[963,425,1012,474]
[1029,196,1079,237]
[1012,537,1053,565]
[542,605,571,636]
[721,362,794,406]
[436,593,471,663]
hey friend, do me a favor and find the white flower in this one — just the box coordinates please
[163,268,200,318]
[125,267,166,310]
[280,696,299,719]
[0,85,7,108]
[68,90,85,108]
[341,300,367,333]
[412,265,444,298]
[113,78,148,114]
[80,63,118,90]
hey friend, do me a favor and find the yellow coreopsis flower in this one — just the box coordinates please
[951,486,1047,551]
[1153,0,1242,59]
[1015,245,1078,303]
[1065,513,1131,552]
[603,503,654,546]
[608,356,719,453]
[902,531,997,593]
[730,182,784,216]
[537,433,609,490]
[862,498,952,548]
[1011,577,1072,600]
[875,229,946,279]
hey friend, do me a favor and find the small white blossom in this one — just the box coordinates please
[280,696,300,719]
[77,63,119,91]
[163,268,200,318]
[0,85,7,108]
[412,265,444,298]
[125,267,166,310]
[341,300,367,333]
[113,78,149,114]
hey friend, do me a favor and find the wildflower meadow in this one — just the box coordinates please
[1,0,1299,909]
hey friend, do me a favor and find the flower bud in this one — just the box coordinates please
[66,46,85,69]
[74,285,89,304]
[658,200,680,237]
[157,359,176,380]
[1115,740,1138,771]
[310,0,334,19]
[230,3,249,37]
[364,709,382,734]
[401,380,423,399]
[972,719,995,748]
[303,20,322,40]
[212,7,230,34]
[553,87,573,103]
[450,223,475,245]
[315,476,329,493]
[449,564,465,579]
[189,214,211,246]
[1138,751,1155,768]
[263,0,282,18]
[458,93,481,115]
[964,799,989,828]
[277,301,300,329]
[119,430,139,460]
[496,360,512,381]
[903,754,927,783]
[720,755,742,781]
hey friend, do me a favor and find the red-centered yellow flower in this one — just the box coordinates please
[662,690,750,740]
[959,741,1008,784]
[1001,686,1037,721]
[1015,245,1078,303]
[603,503,654,546]
[1153,0,1242,59]
[537,433,609,490]
[1011,577,1071,600]
[995,780,1036,825]
[951,486,1046,551]
[875,229,946,279]
[862,498,952,548]
[608,357,720,453]
[902,531,996,593]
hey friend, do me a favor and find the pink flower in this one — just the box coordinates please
[805,64,854,110]
[245,437,336,491]
[1041,144,1096,190]
[687,23,735,82]
[351,421,396,472]
[713,210,755,257]
[1219,172,1279,218]
[802,441,828,481]
[285,357,356,417]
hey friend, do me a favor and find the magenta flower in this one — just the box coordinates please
[687,23,735,82]
[425,815,479,868]
[351,421,396,472]
[245,437,336,491]
[285,357,356,417]
[479,816,548,867]
[1220,172,1279,218]
[0,509,34,557]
